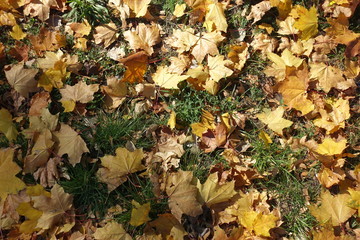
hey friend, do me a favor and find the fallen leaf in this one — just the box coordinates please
[152,66,189,89]
[124,23,160,55]
[9,24,26,40]
[32,184,73,230]
[247,1,272,23]
[93,221,132,240]
[94,22,118,48]
[173,3,186,17]
[348,188,360,213]
[4,61,39,97]
[197,173,237,207]
[24,129,54,173]
[167,111,176,129]
[120,51,148,83]
[256,107,293,135]
[16,202,42,233]
[129,200,151,226]
[0,148,25,201]
[97,147,145,191]
[69,20,91,38]
[53,123,89,165]
[208,55,233,82]
[60,81,99,112]
[294,6,318,40]
[29,28,66,55]
[205,2,227,32]
[0,108,18,141]
[309,62,347,93]
[316,138,347,156]
[123,0,150,17]
[165,170,203,220]
[309,190,355,226]
[239,210,278,237]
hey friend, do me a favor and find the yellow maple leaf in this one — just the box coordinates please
[0,148,25,201]
[173,3,186,17]
[309,190,355,226]
[197,172,237,207]
[205,2,228,32]
[16,202,42,233]
[97,147,145,191]
[316,138,347,156]
[227,43,249,71]
[123,0,150,17]
[258,130,272,146]
[309,62,347,93]
[4,61,39,97]
[9,24,26,40]
[166,170,203,220]
[152,66,189,89]
[317,167,345,188]
[0,108,18,141]
[38,61,69,91]
[93,221,132,240]
[124,23,160,56]
[32,184,73,230]
[277,75,314,115]
[59,81,99,112]
[129,200,151,226]
[53,123,89,165]
[191,110,216,137]
[294,6,318,40]
[208,55,233,82]
[256,107,293,135]
[167,111,176,130]
[239,210,278,237]
[69,19,91,38]
[120,51,148,83]
[348,189,360,213]
[94,22,118,48]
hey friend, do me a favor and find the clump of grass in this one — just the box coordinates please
[60,162,117,218]
[63,0,110,25]
[180,147,229,183]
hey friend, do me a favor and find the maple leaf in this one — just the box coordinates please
[4,61,39,97]
[277,17,300,35]
[208,55,233,82]
[316,138,347,156]
[239,210,278,237]
[197,173,237,207]
[29,92,50,116]
[247,1,272,23]
[53,123,89,165]
[256,107,293,135]
[191,110,216,137]
[129,200,151,227]
[124,23,160,55]
[9,24,26,40]
[68,20,91,38]
[59,81,99,112]
[23,0,51,21]
[123,0,150,17]
[264,48,303,82]
[309,190,355,226]
[16,202,42,233]
[0,148,25,201]
[313,98,350,133]
[309,62,347,93]
[317,167,345,188]
[173,3,186,17]
[32,184,73,230]
[94,22,118,48]
[204,2,228,32]
[0,108,18,141]
[165,170,203,220]
[348,189,360,213]
[191,31,225,63]
[24,129,54,173]
[152,66,189,89]
[93,221,132,240]
[29,28,66,55]
[38,60,69,92]
[33,157,62,187]
[277,75,314,115]
[120,51,148,83]
[293,6,318,40]
[97,147,145,191]
[227,43,249,71]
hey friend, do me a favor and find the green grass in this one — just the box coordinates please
[63,0,110,25]
[246,132,321,237]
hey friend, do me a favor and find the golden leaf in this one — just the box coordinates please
[9,24,26,40]
[124,23,160,55]
[239,210,278,237]
[94,221,132,240]
[256,107,293,135]
[94,22,118,48]
[0,108,18,141]
[129,200,151,226]
[316,138,347,156]
[294,6,318,40]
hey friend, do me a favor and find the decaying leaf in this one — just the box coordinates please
[93,221,132,240]
[94,22,118,48]
[124,23,160,55]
